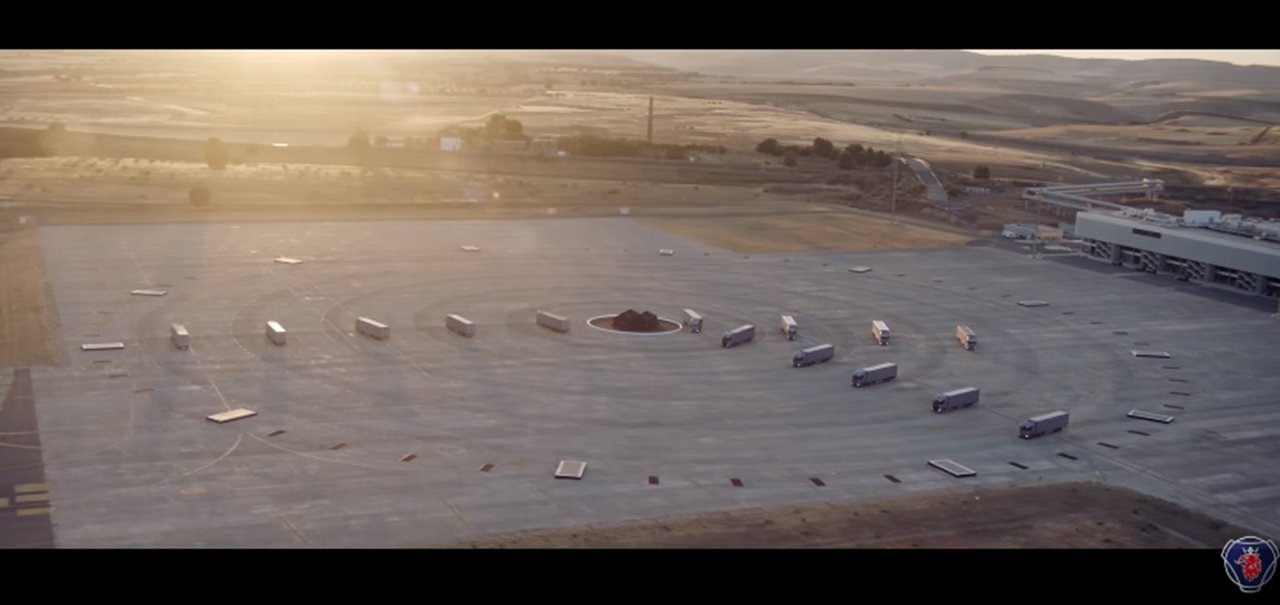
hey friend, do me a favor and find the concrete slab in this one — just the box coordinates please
[22,218,1280,547]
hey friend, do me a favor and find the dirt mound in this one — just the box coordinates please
[611,309,663,332]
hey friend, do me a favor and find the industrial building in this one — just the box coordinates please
[1076,209,1280,298]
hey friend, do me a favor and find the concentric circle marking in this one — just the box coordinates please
[585,314,683,336]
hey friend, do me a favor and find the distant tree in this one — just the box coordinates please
[189,186,211,206]
[204,138,229,170]
[974,165,991,180]
[503,118,524,140]
[844,143,864,156]
[837,151,856,171]
[348,129,371,148]
[756,138,781,155]
[812,137,835,159]
[783,150,797,167]
[875,150,892,168]
[374,135,388,147]
[959,131,969,139]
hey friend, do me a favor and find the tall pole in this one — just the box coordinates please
[891,138,900,225]
[647,96,654,147]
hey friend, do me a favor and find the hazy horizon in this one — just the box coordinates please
[968,49,1280,67]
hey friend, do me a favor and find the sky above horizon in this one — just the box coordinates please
[969,50,1280,67]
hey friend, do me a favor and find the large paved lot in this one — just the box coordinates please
[5,218,1278,546]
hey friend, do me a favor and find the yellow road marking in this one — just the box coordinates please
[16,507,52,517]
[0,497,8,508]
[15,493,51,504]
[14,483,48,494]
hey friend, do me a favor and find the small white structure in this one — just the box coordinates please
[446,314,476,337]
[206,408,257,424]
[131,289,167,297]
[274,257,303,265]
[554,460,587,480]
[547,207,557,216]
[81,342,125,351]
[266,321,287,346]
[356,317,390,340]
[459,246,480,252]
[683,309,703,333]
[849,266,872,273]
[440,137,462,152]
[780,315,798,340]
[170,324,189,350]
[620,207,630,215]
[536,311,571,333]
[659,249,674,256]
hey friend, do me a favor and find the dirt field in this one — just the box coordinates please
[0,228,57,366]
[441,482,1253,549]
[641,209,971,253]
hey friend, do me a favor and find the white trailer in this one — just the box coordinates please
[536,310,571,333]
[170,324,189,350]
[872,320,891,345]
[683,309,703,334]
[932,387,980,413]
[356,317,390,340]
[956,325,976,351]
[1019,411,1069,439]
[852,362,897,387]
[266,321,287,346]
[780,315,798,340]
[446,314,476,337]
[721,324,755,348]
[793,344,834,367]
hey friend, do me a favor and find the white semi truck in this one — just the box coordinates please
[852,362,897,387]
[932,387,980,413]
[872,320,891,346]
[793,344,834,367]
[956,325,976,351]
[536,311,571,333]
[721,324,755,348]
[683,309,703,334]
[1019,411,1069,439]
[780,315,798,340]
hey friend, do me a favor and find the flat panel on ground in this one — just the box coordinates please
[131,289,167,297]
[849,266,872,273]
[1017,300,1050,307]
[555,460,587,479]
[206,408,257,424]
[1131,350,1172,359]
[1128,409,1176,423]
[928,459,976,478]
[81,342,124,351]
[273,257,302,265]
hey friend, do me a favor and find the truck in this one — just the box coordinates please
[852,362,897,387]
[956,325,977,351]
[170,323,189,350]
[872,320,891,346]
[445,314,476,337]
[536,310,571,333]
[793,344,834,367]
[683,309,703,334]
[1019,411,1069,439]
[721,324,755,348]
[932,387,980,413]
[780,315,798,340]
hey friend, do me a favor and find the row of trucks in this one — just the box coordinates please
[695,311,975,353]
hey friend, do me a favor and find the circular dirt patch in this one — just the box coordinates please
[587,314,682,336]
